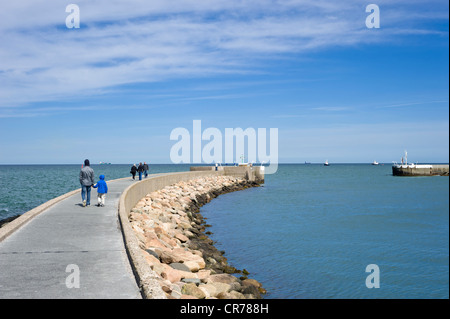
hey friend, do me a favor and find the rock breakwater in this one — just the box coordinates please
[128,175,265,299]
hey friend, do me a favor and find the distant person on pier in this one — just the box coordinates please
[79,159,95,207]
[137,162,144,180]
[130,164,138,180]
[143,162,149,178]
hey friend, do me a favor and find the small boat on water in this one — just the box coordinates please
[324,160,330,166]
[372,160,379,165]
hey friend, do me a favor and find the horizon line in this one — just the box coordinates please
[1,162,449,166]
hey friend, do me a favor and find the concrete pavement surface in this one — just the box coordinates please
[0,177,147,299]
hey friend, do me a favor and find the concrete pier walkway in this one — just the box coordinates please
[0,176,155,299]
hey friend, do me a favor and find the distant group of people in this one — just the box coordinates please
[130,162,149,180]
[79,159,108,207]
[78,160,150,208]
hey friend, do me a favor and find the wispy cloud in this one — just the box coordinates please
[0,0,447,109]
[378,100,449,109]
[312,106,352,112]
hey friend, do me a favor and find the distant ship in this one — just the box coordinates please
[324,160,330,166]
[99,162,111,165]
[372,160,379,165]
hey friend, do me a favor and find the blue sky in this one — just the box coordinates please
[0,0,448,164]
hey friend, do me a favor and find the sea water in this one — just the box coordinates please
[0,164,448,298]
[0,164,189,221]
[200,164,449,299]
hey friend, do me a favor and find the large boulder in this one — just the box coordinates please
[181,283,206,299]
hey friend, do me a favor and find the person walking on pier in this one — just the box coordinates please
[130,164,138,180]
[79,159,95,207]
[137,162,144,181]
[93,174,108,207]
[143,162,149,178]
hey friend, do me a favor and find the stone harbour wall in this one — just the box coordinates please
[127,175,265,299]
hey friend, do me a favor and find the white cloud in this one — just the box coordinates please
[0,0,447,109]
[378,100,449,109]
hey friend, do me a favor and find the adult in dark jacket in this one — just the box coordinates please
[143,162,149,178]
[137,162,144,181]
[130,164,138,180]
[79,159,95,207]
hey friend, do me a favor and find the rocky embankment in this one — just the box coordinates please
[129,175,266,299]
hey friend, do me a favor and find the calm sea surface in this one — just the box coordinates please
[201,164,449,299]
[0,164,448,298]
[0,164,189,221]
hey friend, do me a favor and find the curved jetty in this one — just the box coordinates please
[392,151,449,176]
[128,175,265,299]
[0,168,264,299]
[392,164,449,176]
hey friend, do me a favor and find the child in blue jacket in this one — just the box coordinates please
[92,174,108,207]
